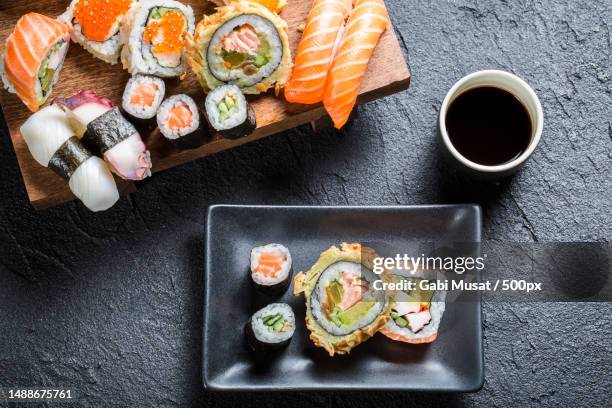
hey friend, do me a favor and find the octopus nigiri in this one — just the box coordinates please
[55,90,152,181]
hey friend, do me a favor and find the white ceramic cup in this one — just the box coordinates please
[438,70,544,179]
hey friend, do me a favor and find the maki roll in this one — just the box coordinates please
[122,75,166,120]
[20,105,119,212]
[1,13,70,112]
[250,243,292,294]
[157,94,208,150]
[245,303,295,351]
[59,0,133,64]
[187,1,292,94]
[121,0,195,77]
[379,269,446,344]
[293,243,392,356]
[55,90,152,181]
[205,84,256,139]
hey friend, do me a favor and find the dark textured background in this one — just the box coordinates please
[1,0,611,406]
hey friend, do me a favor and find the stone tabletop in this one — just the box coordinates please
[0,0,610,406]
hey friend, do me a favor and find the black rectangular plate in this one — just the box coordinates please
[203,205,483,391]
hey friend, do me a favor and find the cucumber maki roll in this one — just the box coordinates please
[293,243,392,356]
[245,303,295,351]
[205,84,256,139]
[157,94,209,150]
[250,243,292,295]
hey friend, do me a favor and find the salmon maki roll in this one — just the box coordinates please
[1,13,70,112]
[157,94,209,150]
[284,0,352,104]
[323,0,389,129]
[250,243,292,295]
[122,74,165,120]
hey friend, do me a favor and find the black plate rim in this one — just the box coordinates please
[203,204,484,392]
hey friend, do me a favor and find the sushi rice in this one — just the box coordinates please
[121,0,195,77]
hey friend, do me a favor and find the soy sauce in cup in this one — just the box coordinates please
[445,86,532,166]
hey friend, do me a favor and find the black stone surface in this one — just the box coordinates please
[0,0,610,406]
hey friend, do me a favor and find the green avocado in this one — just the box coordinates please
[329,301,375,327]
[408,279,434,303]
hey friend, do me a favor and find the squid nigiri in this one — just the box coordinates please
[55,90,152,181]
[1,13,71,112]
[323,0,389,129]
[284,0,352,104]
[20,105,120,212]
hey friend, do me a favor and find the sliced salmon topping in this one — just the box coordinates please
[221,24,261,54]
[284,0,352,104]
[338,271,367,311]
[323,0,389,128]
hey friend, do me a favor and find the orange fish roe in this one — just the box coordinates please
[166,103,193,129]
[143,11,186,57]
[129,82,159,107]
[73,0,131,42]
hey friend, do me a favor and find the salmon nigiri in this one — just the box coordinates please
[1,13,71,112]
[284,0,352,104]
[323,0,389,128]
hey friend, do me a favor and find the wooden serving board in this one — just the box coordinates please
[0,1,410,209]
